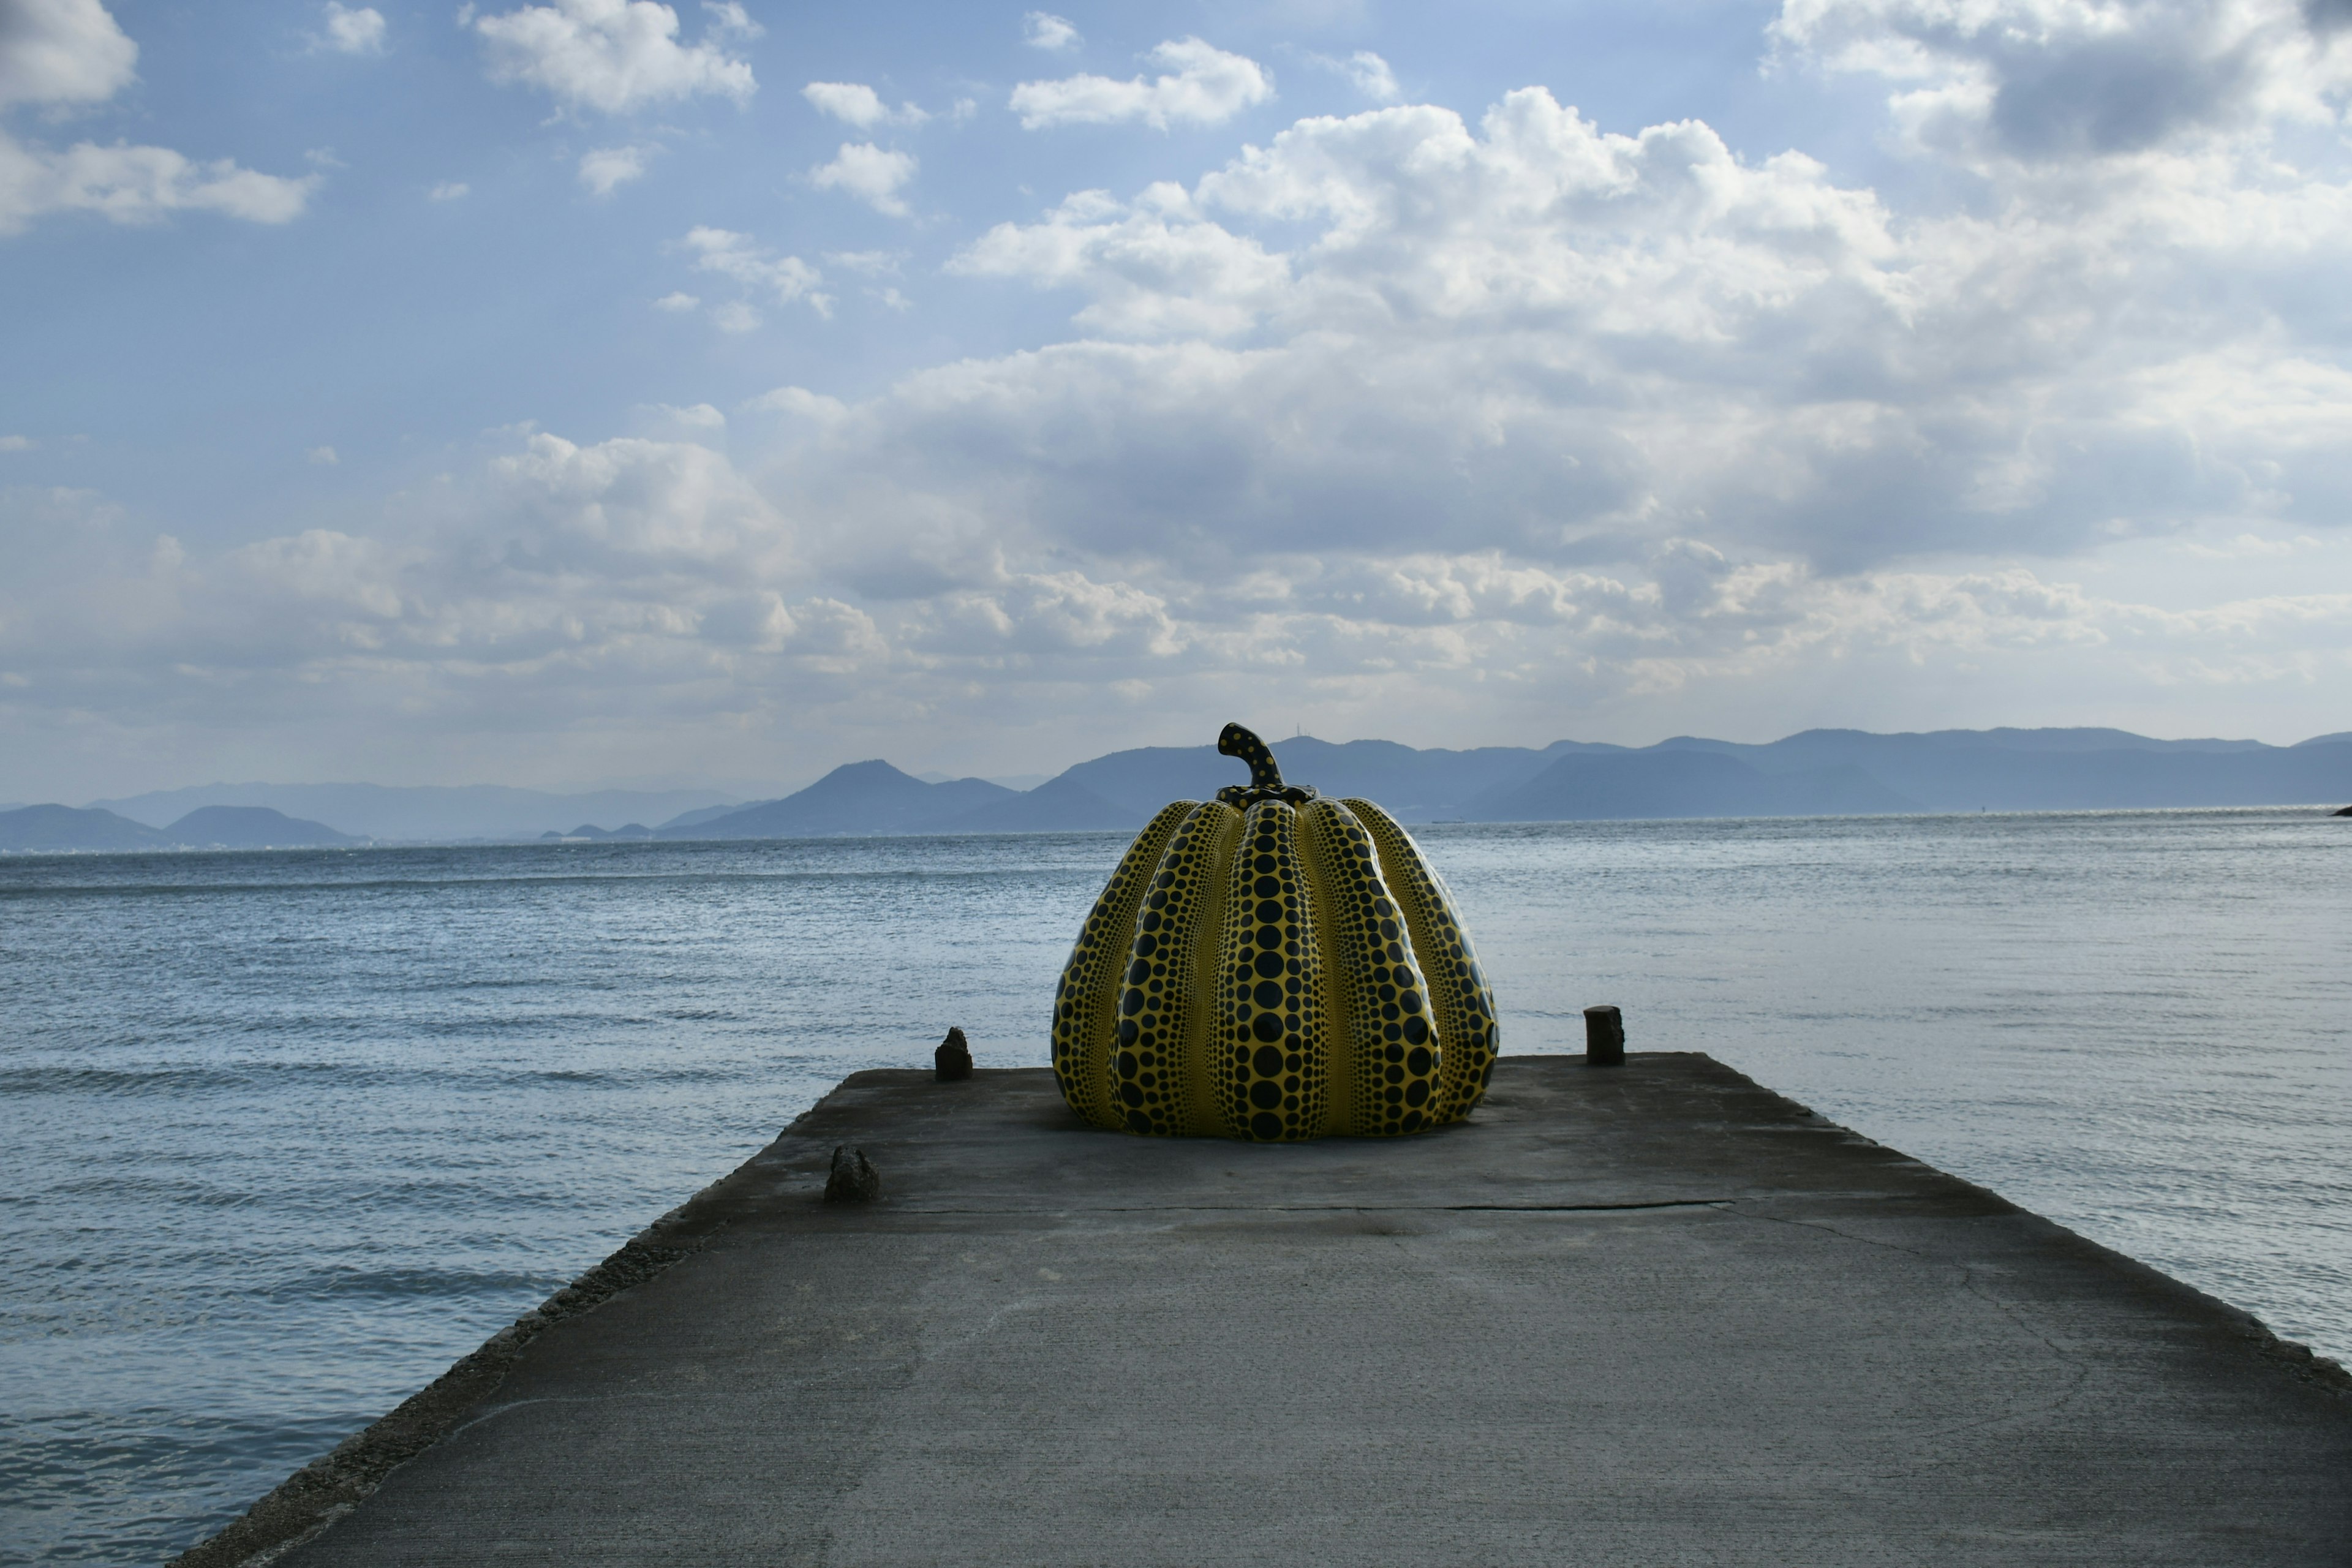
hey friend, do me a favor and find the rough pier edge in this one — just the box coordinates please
[164,1061,2352,1567]
[164,1124,772,1568]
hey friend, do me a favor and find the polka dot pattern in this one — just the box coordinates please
[1109,802,1243,1137]
[1049,723,1497,1141]
[1210,801,1329,1142]
[1049,802,1193,1126]
[1344,799,1501,1122]
[1299,799,1443,1136]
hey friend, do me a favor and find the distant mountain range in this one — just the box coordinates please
[85,781,747,842]
[6,728,2349,852]
[0,804,358,853]
[660,728,2352,840]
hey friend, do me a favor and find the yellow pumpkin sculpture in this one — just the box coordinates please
[1052,722,1499,1139]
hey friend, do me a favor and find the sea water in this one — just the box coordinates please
[2,810,2346,1565]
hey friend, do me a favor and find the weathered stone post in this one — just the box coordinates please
[1583,1005,1625,1066]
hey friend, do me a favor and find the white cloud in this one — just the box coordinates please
[702,1,761,38]
[0,134,319,235]
[0,435,923,747]
[0,435,33,451]
[312,3,386,55]
[0,0,137,110]
[428,180,470,200]
[653,290,699,310]
[578,142,651,194]
[1772,0,2352,163]
[0,1,315,235]
[808,141,916,215]
[1011,37,1274,129]
[801,80,927,127]
[1023,11,1080,51]
[307,446,339,465]
[1314,49,1398,102]
[745,385,849,420]
[709,299,761,332]
[823,248,902,274]
[952,184,1287,338]
[682,225,832,317]
[471,0,756,113]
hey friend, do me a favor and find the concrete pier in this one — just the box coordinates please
[185,1055,2352,1566]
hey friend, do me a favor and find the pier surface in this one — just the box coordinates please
[206,1055,2351,1566]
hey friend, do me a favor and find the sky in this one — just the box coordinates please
[3,0,2350,800]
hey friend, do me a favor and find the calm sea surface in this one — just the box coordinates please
[4,811,2348,1564]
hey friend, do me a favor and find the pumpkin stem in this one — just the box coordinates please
[1216,723,1319,807]
[1218,722,1286,792]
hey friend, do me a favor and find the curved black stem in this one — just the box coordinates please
[1215,723,1317,807]
[1218,722,1286,792]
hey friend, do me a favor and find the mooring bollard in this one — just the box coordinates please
[1583,1005,1625,1066]
[935,1026,973,1081]
[823,1145,880,1203]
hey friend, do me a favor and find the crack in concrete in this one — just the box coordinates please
[1730,1205,2094,1455]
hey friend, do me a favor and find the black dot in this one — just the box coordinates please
[1253,980,1283,1009]
[1403,1015,1430,1046]
[1120,1083,1145,1107]
[1406,1046,1433,1076]
[1253,949,1283,979]
[1405,1080,1430,1107]
[1253,1044,1283,1077]
[1252,1012,1284,1044]
[1250,1112,1283,1140]
[1250,1080,1282,1110]
[1257,925,1281,948]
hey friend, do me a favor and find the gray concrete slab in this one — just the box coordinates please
[192,1056,2352,1567]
